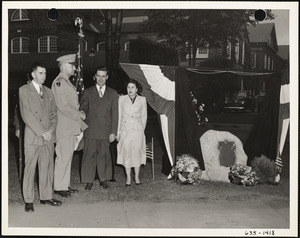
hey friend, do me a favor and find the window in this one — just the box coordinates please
[197,44,209,58]
[11,9,29,21]
[198,47,208,54]
[11,37,29,53]
[267,55,271,70]
[264,53,267,69]
[227,40,231,60]
[234,38,239,63]
[242,41,245,65]
[124,42,130,51]
[271,58,274,70]
[250,53,256,68]
[97,42,106,51]
[38,36,57,53]
[82,39,87,51]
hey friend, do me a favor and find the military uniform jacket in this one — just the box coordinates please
[80,85,118,140]
[51,73,87,139]
[19,81,57,146]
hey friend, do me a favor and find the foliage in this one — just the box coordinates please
[170,154,202,185]
[129,37,179,66]
[251,155,278,184]
[190,91,208,126]
[142,9,274,66]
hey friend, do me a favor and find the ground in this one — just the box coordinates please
[7,119,290,207]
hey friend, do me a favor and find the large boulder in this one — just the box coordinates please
[200,129,248,182]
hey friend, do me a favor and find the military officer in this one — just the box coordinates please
[51,54,88,197]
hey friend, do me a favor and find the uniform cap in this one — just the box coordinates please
[56,54,77,65]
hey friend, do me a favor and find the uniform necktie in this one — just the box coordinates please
[39,85,43,100]
[99,87,103,98]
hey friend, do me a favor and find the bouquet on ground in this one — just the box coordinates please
[228,164,259,186]
[170,154,202,185]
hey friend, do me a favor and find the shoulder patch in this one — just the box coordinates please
[56,82,61,87]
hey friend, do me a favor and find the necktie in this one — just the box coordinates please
[39,86,43,100]
[99,87,103,98]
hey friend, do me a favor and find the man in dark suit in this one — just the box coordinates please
[19,63,62,212]
[80,66,118,190]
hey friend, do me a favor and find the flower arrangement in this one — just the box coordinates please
[228,164,259,186]
[170,154,202,185]
[190,91,208,126]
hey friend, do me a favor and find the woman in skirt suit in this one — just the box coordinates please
[116,79,147,186]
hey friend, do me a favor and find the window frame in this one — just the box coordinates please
[124,41,130,51]
[97,42,106,51]
[11,9,29,21]
[38,35,58,53]
[11,37,30,54]
[234,38,240,64]
[227,40,231,60]
[264,53,267,69]
[250,53,256,68]
[267,55,271,70]
[241,41,245,65]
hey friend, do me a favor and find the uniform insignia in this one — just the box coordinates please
[56,82,61,87]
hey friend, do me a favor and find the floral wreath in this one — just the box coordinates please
[228,164,259,186]
[170,154,202,185]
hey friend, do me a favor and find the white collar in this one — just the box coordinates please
[32,80,42,93]
[96,84,106,93]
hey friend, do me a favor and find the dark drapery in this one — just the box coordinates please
[244,74,281,164]
[175,67,205,170]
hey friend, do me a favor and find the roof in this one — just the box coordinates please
[277,45,289,60]
[247,23,275,43]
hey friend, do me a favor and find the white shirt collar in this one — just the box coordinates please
[32,80,42,93]
[96,84,106,93]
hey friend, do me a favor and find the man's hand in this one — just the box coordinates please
[109,133,116,143]
[80,110,86,120]
[15,129,20,138]
[42,130,52,141]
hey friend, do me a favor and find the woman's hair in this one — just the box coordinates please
[127,79,142,94]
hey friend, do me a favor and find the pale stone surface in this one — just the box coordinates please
[200,129,248,182]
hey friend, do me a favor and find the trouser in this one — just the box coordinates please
[54,135,77,191]
[81,138,112,183]
[23,143,54,203]
[109,139,118,179]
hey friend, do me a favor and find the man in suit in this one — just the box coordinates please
[19,62,61,212]
[51,54,88,197]
[80,66,118,190]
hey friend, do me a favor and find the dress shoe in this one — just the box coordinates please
[125,183,131,187]
[110,178,117,182]
[134,178,141,185]
[85,183,93,190]
[40,198,62,206]
[25,203,34,212]
[54,190,71,197]
[100,181,110,189]
[68,187,79,193]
